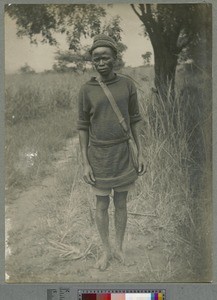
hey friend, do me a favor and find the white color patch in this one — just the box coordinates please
[125,293,152,300]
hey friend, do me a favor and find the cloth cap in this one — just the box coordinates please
[89,34,117,55]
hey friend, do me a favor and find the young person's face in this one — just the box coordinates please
[92,47,116,76]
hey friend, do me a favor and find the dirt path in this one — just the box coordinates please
[5,136,178,283]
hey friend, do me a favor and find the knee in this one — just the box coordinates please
[113,192,127,210]
[114,202,127,211]
[96,195,110,212]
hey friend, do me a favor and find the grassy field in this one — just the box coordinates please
[5,66,212,282]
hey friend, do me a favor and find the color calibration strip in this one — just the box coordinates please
[80,291,165,300]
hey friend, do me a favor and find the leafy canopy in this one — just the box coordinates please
[130,4,211,57]
[6,4,127,70]
[5,4,106,50]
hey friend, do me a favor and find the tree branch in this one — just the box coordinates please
[130,3,155,44]
[146,4,152,15]
[130,4,142,20]
[139,4,146,18]
[143,4,159,34]
[143,4,164,49]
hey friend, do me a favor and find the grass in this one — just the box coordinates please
[5,66,212,282]
[5,71,95,189]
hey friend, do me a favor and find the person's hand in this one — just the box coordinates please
[137,154,148,176]
[83,163,96,185]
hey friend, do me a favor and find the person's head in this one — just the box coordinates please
[89,34,117,76]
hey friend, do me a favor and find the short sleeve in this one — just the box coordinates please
[77,86,91,131]
[128,81,142,124]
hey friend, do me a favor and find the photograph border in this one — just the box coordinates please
[0,0,217,298]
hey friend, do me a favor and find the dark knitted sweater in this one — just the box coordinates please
[77,74,142,189]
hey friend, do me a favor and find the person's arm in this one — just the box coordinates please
[128,80,147,175]
[77,86,95,185]
[131,121,147,175]
[79,130,95,185]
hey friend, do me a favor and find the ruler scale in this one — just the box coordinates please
[47,289,166,300]
[78,290,165,300]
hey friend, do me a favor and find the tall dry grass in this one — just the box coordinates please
[129,66,212,281]
[5,72,93,189]
[5,66,212,282]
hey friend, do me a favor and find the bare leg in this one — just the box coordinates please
[95,195,111,270]
[113,191,128,264]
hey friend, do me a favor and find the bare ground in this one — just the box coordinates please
[5,137,197,283]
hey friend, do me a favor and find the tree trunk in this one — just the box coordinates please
[153,45,178,101]
[149,43,179,135]
[130,4,179,101]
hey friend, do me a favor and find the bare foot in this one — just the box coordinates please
[113,248,125,264]
[113,249,136,267]
[96,252,111,271]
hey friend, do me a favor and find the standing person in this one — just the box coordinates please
[77,34,146,271]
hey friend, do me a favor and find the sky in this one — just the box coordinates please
[4,4,154,74]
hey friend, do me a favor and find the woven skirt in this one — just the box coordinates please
[88,140,138,189]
